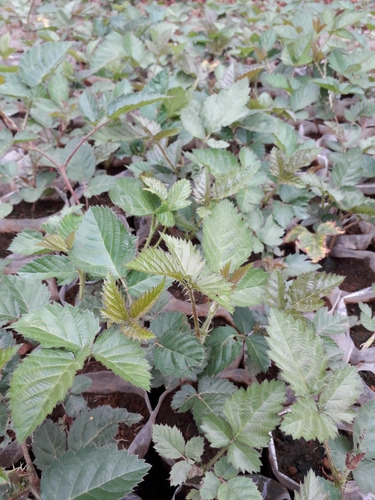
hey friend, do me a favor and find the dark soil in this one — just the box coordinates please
[273,427,326,484]
[329,257,375,292]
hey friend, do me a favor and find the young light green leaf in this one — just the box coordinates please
[287,272,344,312]
[167,179,192,211]
[202,200,254,273]
[204,327,241,376]
[10,348,88,442]
[13,303,100,352]
[109,178,160,216]
[40,445,150,500]
[32,420,67,472]
[92,327,151,390]
[154,329,206,379]
[19,41,72,87]
[267,309,327,396]
[142,176,168,200]
[68,406,141,451]
[153,424,186,460]
[281,397,337,442]
[19,255,78,285]
[101,275,129,325]
[129,279,165,319]
[69,206,136,278]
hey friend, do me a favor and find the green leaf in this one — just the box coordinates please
[267,309,327,396]
[69,206,136,278]
[65,138,96,183]
[172,377,236,426]
[353,400,375,456]
[224,381,286,450]
[353,460,375,495]
[290,82,319,112]
[204,327,241,376]
[231,267,268,307]
[185,436,204,462]
[218,476,262,500]
[245,335,270,374]
[33,420,67,471]
[287,272,344,312]
[201,471,221,499]
[226,442,261,474]
[313,307,348,336]
[180,100,206,140]
[0,345,19,372]
[203,79,250,133]
[92,327,151,391]
[0,275,50,323]
[109,178,159,216]
[13,303,100,352]
[8,229,45,255]
[19,41,72,87]
[68,406,141,451]
[295,470,330,500]
[9,348,88,442]
[319,365,362,424]
[129,279,165,319]
[154,328,206,379]
[107,92,167,119]
[101,275,129,324]
[19,255,78,285]
[78,91,100,123]
[170,461,192,487]
[167,179,192,211]
[264,271,287,309]
[153,424,186,460]
[0,128,13,158]
[40,445,149,500]
[191,148,239,177]
[201,414,233,448]
[281,397,337,441]
[202,200,254,273]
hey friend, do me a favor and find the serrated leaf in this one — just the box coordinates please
[269,147,304,187]
[281,397,337,441]
[319,366,362,424]
[107,92,166,119]
[359,302,375,332]
[264,271,287,309]
[13,303,99,352]
[33,420,67,471]
[92,327,151,390]
[78,91,100,123]
[205,327,241,376]
[142,176,168,200]
[172,377,236,426]
[19,41,72,87]
[69,206,136,278]
[0,345,19,372]
[313,307,348,336]
[0,275,50,323]
[245,335,270,374]
[218,476,262,500]
[68,406,141,451]
[10,348,88,442]
[0,202,12,219]
[129,278,165,319]
[231,267,268,307]
[287,272,344,312]
[153,424,186,460]
[191,148,239,177]
[226,442,262,474]
[40,445,149,500]
[185,436,204,462]
[295,470,330,500]
[203,79,250,133]
[353,460,375,495]
[38,233,68,253]
[154,329,206,379]
[201,414,233,448]
[65,138,96,183]
[201,471,221,500]
[120,321,155,341]
[180,100,206,140]
[170,461,192,487]
[8,229,45,255]
[19,255,78,285]
[267,309,327,396]
[167,179,192,211]
[109,178,160,216]
[101,275,129,324]
[202,200,253,273]
[353,400,375,456]
[224,381,286,450]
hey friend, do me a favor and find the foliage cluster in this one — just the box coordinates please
[0,0,375,498]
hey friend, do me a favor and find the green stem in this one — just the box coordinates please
[200,301,219,343]
[155,141,178,175]
[187,286,200,337]
[203,446,228,472]
[21,441,41,500]
[77,270,85,303]
[143,215,158,250]
[323,440,347,492]
[154,225,167,248]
